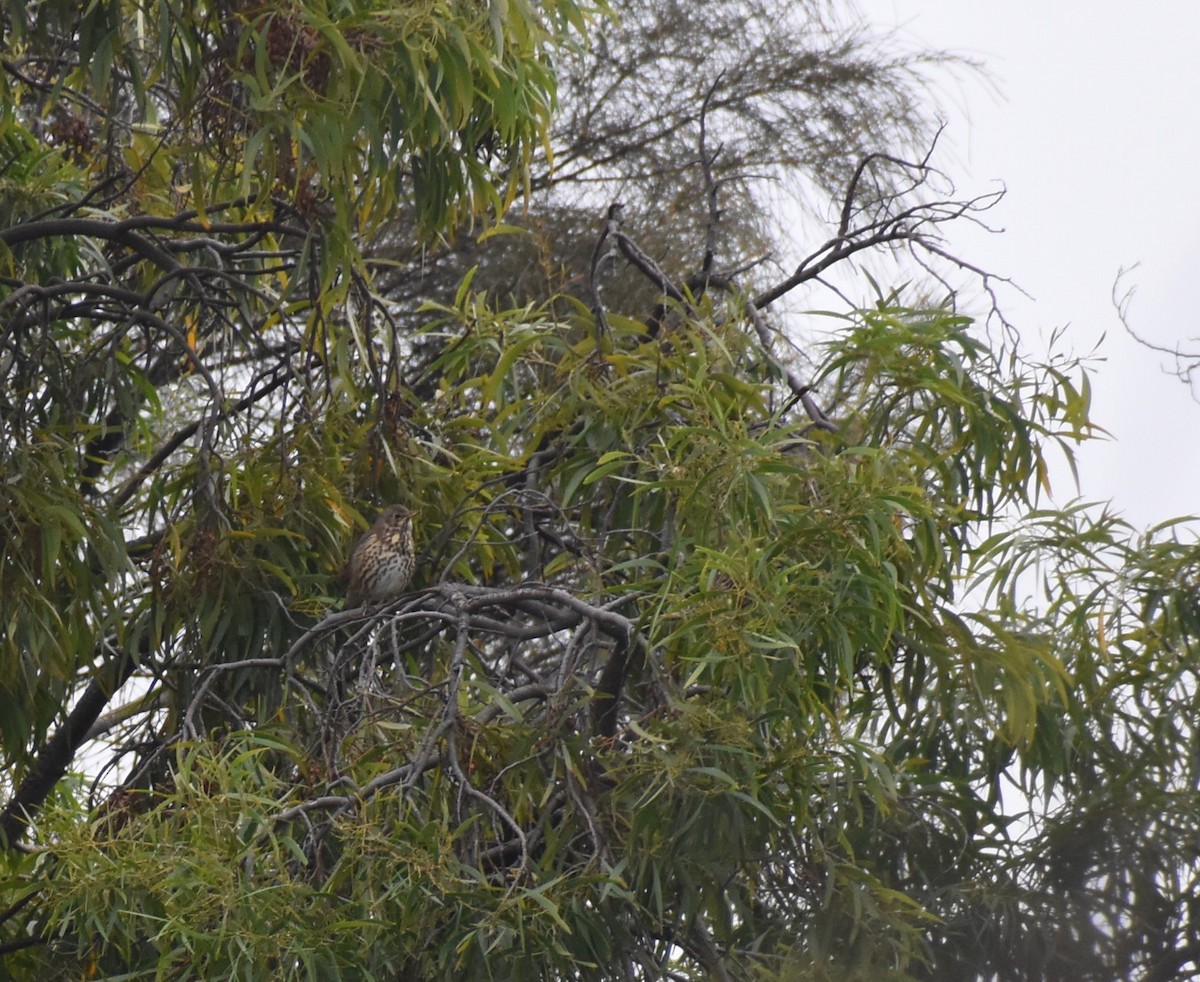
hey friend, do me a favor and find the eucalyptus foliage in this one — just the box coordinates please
[3,2,1200,981]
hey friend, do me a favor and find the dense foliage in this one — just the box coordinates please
[3,1,1200,980]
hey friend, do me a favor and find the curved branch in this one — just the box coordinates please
[109,362,296,510]
[1,217,181,275]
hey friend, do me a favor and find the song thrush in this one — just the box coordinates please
[344,505,416,608]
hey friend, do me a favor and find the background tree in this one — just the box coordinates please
[3,1,1200,980]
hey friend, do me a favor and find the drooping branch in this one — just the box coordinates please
[0,203,315,506]
[1113,265,1200,395]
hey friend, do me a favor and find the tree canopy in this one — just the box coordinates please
[3,2,1200,980]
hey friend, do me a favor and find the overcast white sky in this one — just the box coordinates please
[853,1,1200,530]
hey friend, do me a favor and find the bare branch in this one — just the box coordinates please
[698,73,727,278]
[589,202,624,344]
[754,141,1007,313]
[1113,264,1200,396]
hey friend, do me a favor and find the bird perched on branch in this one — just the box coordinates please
[344,505,416,608]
